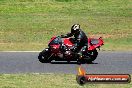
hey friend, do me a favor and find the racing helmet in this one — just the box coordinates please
[71,24,80,34]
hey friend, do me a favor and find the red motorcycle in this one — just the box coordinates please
[38,36,104,64]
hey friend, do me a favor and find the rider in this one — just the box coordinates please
[61,24,88,57]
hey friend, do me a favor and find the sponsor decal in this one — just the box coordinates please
[76,66,131,85]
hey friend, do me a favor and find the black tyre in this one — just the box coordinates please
[84,49,98,63]
[38,48,51,63]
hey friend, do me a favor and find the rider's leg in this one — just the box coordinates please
[78,46,87,57]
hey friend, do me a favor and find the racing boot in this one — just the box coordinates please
[77,52,83,59]
[78,46,87,59]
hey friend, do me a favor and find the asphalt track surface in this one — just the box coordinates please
[0,51,132,74]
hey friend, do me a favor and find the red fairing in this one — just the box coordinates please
[48,36,104,51]
[50,45,60,53]
[88,45,95,50]
[63,38,74,47]
[88,37,104,50]
[96,37,104,47]
[49,36,56,44]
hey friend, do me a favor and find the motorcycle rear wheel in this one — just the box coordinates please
[38,48,51,63]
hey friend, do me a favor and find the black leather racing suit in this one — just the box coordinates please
[62,29,88,55]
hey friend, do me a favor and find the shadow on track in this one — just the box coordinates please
[50,61,98,64]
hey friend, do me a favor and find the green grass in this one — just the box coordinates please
[0,73,131,88]
[0,0,132,51]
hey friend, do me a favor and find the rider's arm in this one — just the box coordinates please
[74,34,82,48]
[66,33,73,37]
[61,33,73,38]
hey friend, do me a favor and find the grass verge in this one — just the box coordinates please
[0,73,131,88]
[0,0,132,51]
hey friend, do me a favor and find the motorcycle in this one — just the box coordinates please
[38,36,104,64]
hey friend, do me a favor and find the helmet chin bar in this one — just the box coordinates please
[73,24,80,30]
[74,28,77,30]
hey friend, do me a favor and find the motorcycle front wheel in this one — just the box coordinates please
[84,49,98,63]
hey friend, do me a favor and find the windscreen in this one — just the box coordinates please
[49,37,62,45]
[90,39,99,45]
